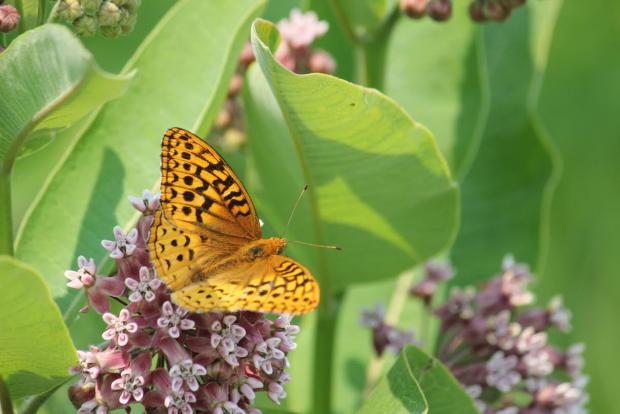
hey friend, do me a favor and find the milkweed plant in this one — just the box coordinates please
[0,0,609,413]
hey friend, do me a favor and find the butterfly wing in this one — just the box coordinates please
[171,255,320,315]
[148,209,239,291]
[159,127,261,242]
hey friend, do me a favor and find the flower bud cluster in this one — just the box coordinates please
[400,0,453,22]
[360,304,418,356]
[363,256,589,414]
[55,0,141,38]
[66,190,300,413]
[211,9,336,153]
[400,0,529,23]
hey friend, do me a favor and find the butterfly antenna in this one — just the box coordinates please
[283,184,308,237]
[290,240,343,251]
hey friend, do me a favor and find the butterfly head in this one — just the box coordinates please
[243,237,287,261]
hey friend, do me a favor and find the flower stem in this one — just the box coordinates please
[37,0,46,26]
[353,10,399,90]
[311,291,342,414]
[0,375,14,414]
[0,173,13,256]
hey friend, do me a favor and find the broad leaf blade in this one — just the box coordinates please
[0,256,76,400]
[357,346,427,414]
[536,1,620,412]
[15,0,266,309]
[0,24,133,167]
[402,346,479,413]
[249,19,459,291]
[450,7,555,283]
[384,1,485,178]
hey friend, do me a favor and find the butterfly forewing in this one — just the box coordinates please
[160,127,261,240]
[171,255,320,315]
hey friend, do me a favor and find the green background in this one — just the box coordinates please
[1,0,617,413]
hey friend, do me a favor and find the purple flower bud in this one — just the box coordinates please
[0,4,20,32]
[426,0,452,22]
[469,0,487,22]
[308,50,336,74]
[400,0,427,18]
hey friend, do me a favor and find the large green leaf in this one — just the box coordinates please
[10,0,176,232]
[450,6,556,283]
[0,256,76,400]
[0,24,133,170]
[384,1,485,178]
[14,0,266,311]
[248,19,459,293]
[357,346,427,414]
[536,0,620,412]
[398,346,478,413]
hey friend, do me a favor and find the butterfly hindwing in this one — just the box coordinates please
[160,127,261,241]
[171,255,320,315]
[148,209,238,291]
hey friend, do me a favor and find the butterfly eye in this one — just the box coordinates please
[249,246,263,257]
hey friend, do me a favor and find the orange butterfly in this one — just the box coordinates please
[147,127,320,315]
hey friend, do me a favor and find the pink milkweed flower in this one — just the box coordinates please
[209,314,248,366]
[65,256,124,313]
[128,189,160,214]
[110,352,151,405]
[277,8,328,50]
[72,346,129,383]
[125,266,162,303]
[102,309,138,346]
[169,359,207,392]
[157,301,195,338]
[101,226,139,259]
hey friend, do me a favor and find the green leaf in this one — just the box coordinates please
[535,1,620,412]
[0,24,134,171]
[450,6,555,283]
[384,1,485,178]
[357,346,427,414]
[14,0,266,310]
[399,346,479,413]
[0,256,76,400]
[248,19,459,292]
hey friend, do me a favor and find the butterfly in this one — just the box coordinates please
[147,127,320,315]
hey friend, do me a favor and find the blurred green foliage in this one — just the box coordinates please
[0,0,618,413]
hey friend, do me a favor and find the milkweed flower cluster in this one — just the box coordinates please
[54,0,141,37]
[362,257,589,414]
[213,9,335,153]
[66,190,300,414]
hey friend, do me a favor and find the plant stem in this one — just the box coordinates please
[311,291,342,414]
[37,0,46,26]
[0,376,14,414]
[353,10,399,90]
[0,173,13,256]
